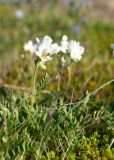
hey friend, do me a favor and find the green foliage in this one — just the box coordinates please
[36,73,49,95]
[0,84,114,159]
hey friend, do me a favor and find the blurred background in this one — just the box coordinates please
[0,0,114,101]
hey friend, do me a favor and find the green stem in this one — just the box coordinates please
[33,63,39,95]
[29,62,39,117]
[57,72,61,92]
[57,55,62,92]
[64,64,72,96]
[68,66,71,89]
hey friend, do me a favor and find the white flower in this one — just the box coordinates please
[36,35,53,54]
[59,35,69,53]
[39,35,53,53]
[24,35,85,63]
[35,35,53,63]
[36,50,52,63]
[24,40,37,54]
[69,40,84,61]
[36,36,60,55]
[36,37,40,44]
[62,35,68,41]
[50,43,60,55]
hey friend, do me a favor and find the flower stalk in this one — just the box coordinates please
[57,72,61,92]
[33,62,39,95]
[68,66,71,89]
[29,61,39,117]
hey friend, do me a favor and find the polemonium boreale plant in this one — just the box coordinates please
[24,35,84,104]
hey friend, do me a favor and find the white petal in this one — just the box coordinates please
[35,51,42,58]
[24,40,36,54]
[62,35,68,41]
[60,38,69,53]
[50,43,60,54]
[42,35,53,46]
[36,37,40,44]
[41,56,53,63]
[59,46,67,53]
[69,40,84,61]
[61,56,66,66]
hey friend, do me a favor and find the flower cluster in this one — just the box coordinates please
[24,35,84,63]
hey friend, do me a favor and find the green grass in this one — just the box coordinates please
[0,77,114,159]
[0,2,114,159]
[0,80,114,159]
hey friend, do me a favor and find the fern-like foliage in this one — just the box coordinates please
[36,73,49,95]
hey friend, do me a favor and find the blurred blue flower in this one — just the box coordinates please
[64,0,72,5]
[71,5,78,13]
[111,44,114,49]
[72,25,81,35]
[1,0,30,3]
[80,0,92,6]
[15,9,25,19]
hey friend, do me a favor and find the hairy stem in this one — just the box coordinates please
[33,63,39,96]
[57,72,61,92]
[67,66,71,89]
